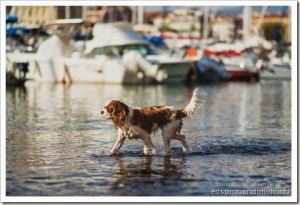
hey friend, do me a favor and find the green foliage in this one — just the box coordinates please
[260,22,286,42]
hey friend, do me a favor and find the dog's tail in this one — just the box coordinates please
[177,88,201,118]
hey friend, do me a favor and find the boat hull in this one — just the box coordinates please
[7,53,191,84]
[260,67,291,80]
[156,61,192,83]
[226,68,259,81]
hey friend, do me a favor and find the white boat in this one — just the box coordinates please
[7,22,193,84]
[257,49,291,80]
[259,60,291,80]
[260,66,291,80]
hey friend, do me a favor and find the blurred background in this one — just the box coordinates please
[6,6,291,85]
[5,5,293,198]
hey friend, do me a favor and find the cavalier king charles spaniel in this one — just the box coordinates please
[101,88,201,155]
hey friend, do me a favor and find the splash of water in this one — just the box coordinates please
[92,137,290,157]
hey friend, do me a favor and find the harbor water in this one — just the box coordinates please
[6,81,291,196]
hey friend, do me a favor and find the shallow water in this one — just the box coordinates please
[6,81,291,196]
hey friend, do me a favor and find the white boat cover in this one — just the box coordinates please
[85,23,149,54]
[37,35,66,58]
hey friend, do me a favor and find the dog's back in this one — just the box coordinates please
[130,106,174,133]
[130,88,201,134]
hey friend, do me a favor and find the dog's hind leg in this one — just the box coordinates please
[173,134,189,152]
[110,128,126,154]
[162,120,189,154]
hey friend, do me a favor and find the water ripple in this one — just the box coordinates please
[92,137,290,157]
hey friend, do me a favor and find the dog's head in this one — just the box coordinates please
[101,100,129,128]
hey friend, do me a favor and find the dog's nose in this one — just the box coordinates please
[101,111,104,114]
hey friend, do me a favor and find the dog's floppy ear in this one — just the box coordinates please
[112,101,129,128]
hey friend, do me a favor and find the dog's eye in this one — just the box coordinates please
[107,108,113,113]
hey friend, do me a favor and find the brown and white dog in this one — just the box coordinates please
[101,88,201,155]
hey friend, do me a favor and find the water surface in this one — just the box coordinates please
[6,81,291,196]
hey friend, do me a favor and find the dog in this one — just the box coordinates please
[100,88,201,155]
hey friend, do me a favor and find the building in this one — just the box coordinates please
[252,11,291,42]
[252,11,290,27]
[12,6,58,25]
[84,6,132,23]
[8,6,85,25]
[8,6,131,25]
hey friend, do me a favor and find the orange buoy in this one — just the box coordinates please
[60,76,66,84]
[187,47,197,59]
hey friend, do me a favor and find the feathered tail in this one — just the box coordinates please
[177,88,201,118]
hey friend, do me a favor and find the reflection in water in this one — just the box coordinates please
[110,156,185,196]
[6,81,291,196]
[114,156,184,178]
[194,81,291,138]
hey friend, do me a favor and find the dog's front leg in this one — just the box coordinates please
[141,135,157,155]
[110,128,126,154]
[162,129,171,155]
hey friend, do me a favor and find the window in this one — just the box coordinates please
[70,6,82,18]
[57,6,65,19]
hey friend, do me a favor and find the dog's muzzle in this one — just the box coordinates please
[100,109,110,119]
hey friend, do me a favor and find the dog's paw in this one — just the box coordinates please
[143,147,157,155]
[109,150,118,155]
[182,147,190,153]
[162,151,171,156]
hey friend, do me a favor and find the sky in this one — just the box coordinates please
[144,6,288,15]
